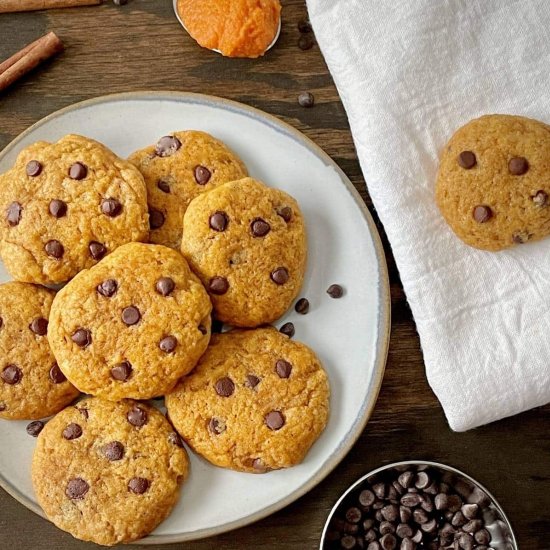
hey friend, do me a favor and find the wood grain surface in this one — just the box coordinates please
[0,1,548,549]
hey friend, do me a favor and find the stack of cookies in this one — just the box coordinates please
[0,131,330,545]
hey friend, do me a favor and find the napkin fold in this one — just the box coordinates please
[307,0,550,430]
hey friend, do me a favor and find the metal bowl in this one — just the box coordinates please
[320,461,517,550]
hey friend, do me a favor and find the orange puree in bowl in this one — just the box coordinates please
[177,0,281,58]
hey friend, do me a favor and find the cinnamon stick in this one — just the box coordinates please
[0,32,64,93]
[0,0,101,13]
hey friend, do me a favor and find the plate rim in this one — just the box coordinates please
[0,90,391,544]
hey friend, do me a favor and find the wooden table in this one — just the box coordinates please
[0,2,548,549]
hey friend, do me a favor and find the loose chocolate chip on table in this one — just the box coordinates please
[279,322,295,338]
[30,317,48,335]
[209,417,226,435]
[127,405,147,427]
[298,33,314,50]
[122,305,140,325]
[209,276,229,295]
[298,19,312,33]
[101,198,122,217]
[194,165,211,185]
[265,410,285,430]
[275,359,292,378]
[63,423,83,440]
[271,267,289,285]
[45,239,64,259]
[210,211,228,232]
[298,92,315,108]
[7,202,22,226]
[533,190,548,206]
[245,374,260,388]
[327,283,344,299]
[156,276,175,296]
[277,206,292,222]
[103,441,124,461]
[295,297,309,314]
[359,489,376,507]
[89,241,107,260]
[49,363,66,384]
[66,478,89,499]
[97,279,118,297]
[457,151,476,169]
[69,162,87,180]
[49,199,67,218]
[111,361,132,381]
[149,208,165,230]
[473,205,492,223]
[251,217,271,237]
[26,420,44,437]
[214,377,235,397]
[169,432,184,447]
[26,160,42,177]
[155,136,181,157]
[128,477,150,494]
[159,335,177,353]
[1,365,22,385]
[508,156,528,175]
[157,179,171,193]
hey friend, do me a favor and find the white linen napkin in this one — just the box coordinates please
[306,0,550,431]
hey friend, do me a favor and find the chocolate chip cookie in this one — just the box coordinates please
[128,131,248,249]
[165,327,330,473]
[32,398,189,546]
[48,242,212,400]
[0,282,79,420]
[181,177,307,326]
[436,114,550,251]
[0,134,149,284]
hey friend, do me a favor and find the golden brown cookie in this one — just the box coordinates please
[128,131,247,249]
[48,243,212,400]
[32,398,189,546]
[436,115,550,251]
[0,134,149,285]
[165,328,330,473]
[0,282,79,420]
[181,177,306,326]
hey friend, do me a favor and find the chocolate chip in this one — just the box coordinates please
[463,519,483,533]
[45,239,64,259]
[474,529,491,545]
[344,522,358,535]
[149,207,165,229]
[46,199,67,220]
[128,477,150,494]
[155,277,175,296]
[473,205,492,223]
[533,190,548,207]
[400,538,414,550]
[111,361,132,381]
[447,494,463,512]
[49,363,66,384]
[194,165,211,185]
[29,317,48,336]
[76,407,89,419]
[103,441,124,461]
[380,533,396,550]
[512,231,530,244]
[327,284,344,298]
[400,493,422,507]
[26,160,42,177]
[461,503,479,519]
[470,487,490,507]
[381,504,399,522]
[26,420,44,437]
[209,276,229,295]
[89,241,107,260]
[298,92,315,108]
[364,525,376,538]
[72,328,92,347]
[456,532,474,550]
[63,423,82,440]
[275,359,292,378]
[252,458,267,472]
[340,535,358,549]
[410,530,422,544]
[157,179,171,193]
[155,136,181,157]
[159,335,177,353]
[69,162,87,180]
[396,523,413,539]
[295,297,309,314]
[215,377,235,397]
[198,324,208,335]
[97,279,118,297]
[1,365,22,385]
[169,432,184,447]
[279,322,295,338]
[298,33,314,50]
[210,211,228,232]
[380,521,395,535]
[298,19,312,32]
[415,471,430,489]
[435,493,448,510]
[271,267,289,285]
[508,156,528,175]
[265,410,285,430]
[122,306,140,325]
[277,206,292,222]
[66,478,89,499]
[251,217,271,237]
[127,406,147,427]
[399,506,412,523]
[245,374,260,388]
[372,485,386,499]
[413,507,429,524]
[209,417,226,435]
[452,511,467,527]
[346,507,362,523]
[359,489,376,507]
[458,151,476,169]
[420,518,437,534]
[7,202,22,226]
[101,198,122,217]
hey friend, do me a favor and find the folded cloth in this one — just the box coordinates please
[307,0,550,431]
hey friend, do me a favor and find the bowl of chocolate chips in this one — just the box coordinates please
[321,461,517,550]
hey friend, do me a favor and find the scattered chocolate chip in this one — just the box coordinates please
[194,165,211,185]
[122,305,140,326]
[159,335,177,353]
[101,198,122,217]
[45,239,64,259]
[457,151,476,169]
[66,478,89,499]
[533,190,548,207]
[103,441,124,461]
[295,297,309,314]
[359,489,376,507]
[327,284,344,298]
[209,276,229,295]
[277,206,292,222]
[298,33,315,50]
[271,267,289,285]
[245,374,260,388]
[1,365,22,385]
[29,317,48,336]
[72,328,92,347]
[49,363,66,384]
[275,359,292,378]
[155,136,181,157]
[298,19,312,33]
[97,279,118,297]
[209,417,226,435]
[155,276,175,296]
[265,410,285,430]
[127,406,147,427]
[149,207,165,229]
[48,199,67,218]
[251,217,271,237]
[215,377,235,397]
[26,160,42,177]
[508,156,528,175]
[63,423,82,440]
[128,477,150,494]
[279,322,295,338]
[157,179,171,193]
[111,361,132,381]
[26,420,44,437]
[169,432,184,447]
[210,211,228,232]
[298,92,315,108]
[7,202,22,226]
[473,205,492,223]
[69,162,87,180]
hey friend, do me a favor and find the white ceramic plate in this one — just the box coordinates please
[0,92,390,544]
